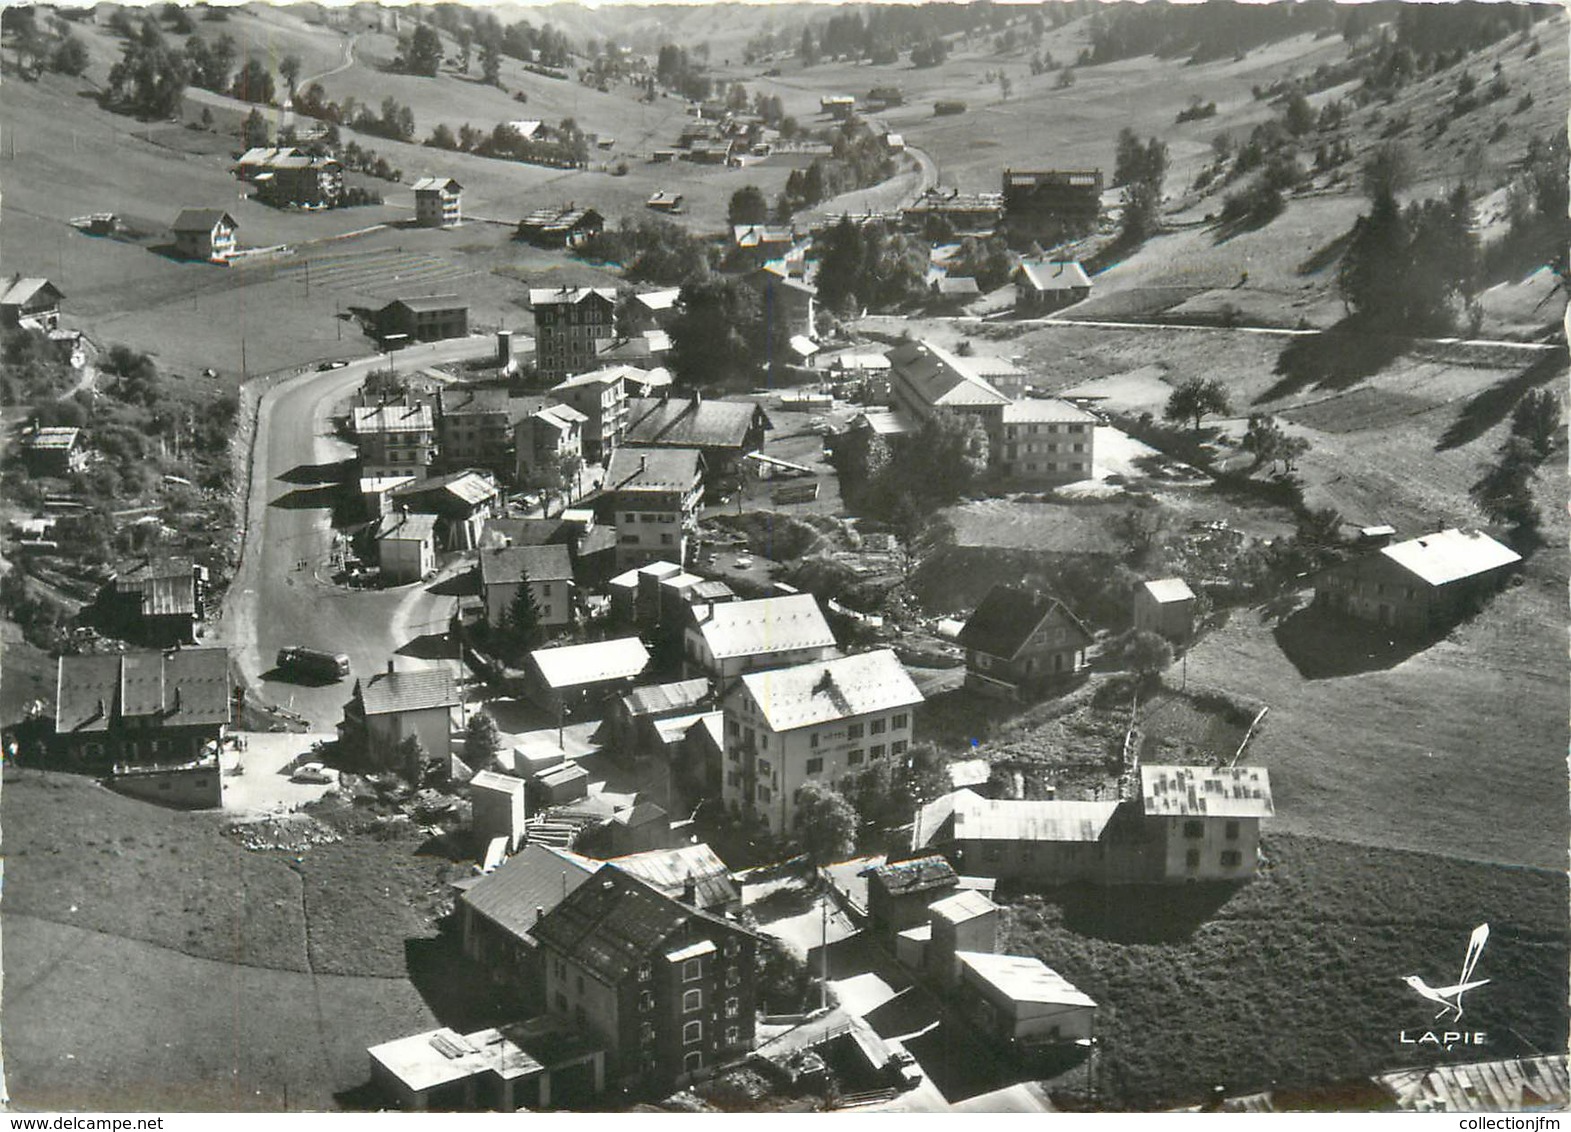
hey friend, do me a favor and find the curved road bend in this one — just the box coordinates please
[221,337,493,729]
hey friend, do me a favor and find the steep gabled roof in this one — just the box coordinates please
[459,843,597,944]
[410,176,461,192]
[886,339,1010,409]
[55,648,231,735]
[2,278,62,307]
[610,843,739,910]
[623,397,770,451]
[358,668,460,716]
[479,542,574,587]
[957,586,1093,660]
[604,446,703,494]
[385,295,467,315]
[738,649,923,733]
[528,286,617,309]
[530,864,749,985]
[1016,258,1092,292]
[353,403,433,435]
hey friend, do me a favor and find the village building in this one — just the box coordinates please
[602,447,705,570]
[479,542,575,629]
[530,864,760,1092]
[373,510,439,584]
[411,177,462,227]
[886,339,1096,487]
[721,649,924,833]
[548,365,631,461]
[254,153,343,208]
[20,425,87,476]
[746,264,817,342]
[353,402,437,480]
[234,145,300,180]
[340,664,463,777]
[731,224,796,266]
[376,296,470,345]
[531,287,617,384]
[683,593,836,681]
[1134,577,1197,643]
[627,289,682,332]
[930,275,982,306]
[1000,169,1104,245]
[1,276,64,330]
[435,386,525,475]
[457,841,598,997]
[953,952,1097,1053]
[1312,527,1522,635]
[819,95,856,119]
[470,769,529,852]
[958,586,1094,699]
[516,403,587,486]
[900,188,1004,236]
[924,888,1001,986]
[170,209,238,262]
[622,395,772,479]
[607,677,712,755]
[608,843,739,913]
[914,764,1275,885]
[96,557,207,646]
[646,190,684,213]
[1014,258,1093,313]
[1371,1055,1570,1113]
[52,647,232,770]
[368,1018,604,1111]
[867,855,960,935]
[388,470,501,551]
[517,204,604,248]
[525,636,652,716]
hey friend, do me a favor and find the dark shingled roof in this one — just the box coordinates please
[55,647,231,735]
[358,668,460,716]
[956,585,1093,660]
[870,854,958,897]
[623,397,770,452]
[459,843,597,945]
[530,864,752,985]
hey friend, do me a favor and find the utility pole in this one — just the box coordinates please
[819,868,828,1012]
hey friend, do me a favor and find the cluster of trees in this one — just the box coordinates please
[1083,0,1336,66]
[472,120,589,169]
[103,19,192,118]
[779,121,898,216]
[391,23,445,78]
[1114,129,1168,245]
[291,83,419,146]
[838,411,990,525]
[667,277,790,389]
[2,6,92,80]
[654,43,713,103]
[579,216,716,286]
[1241,415,1310,473]
[1339,168,1477,336]
[800,3,1029,68]
[793,742,949,862]
[908,38,950,68]
[813,217,931,315]
[1470,388,1560,551]
[423,3,574,70]
[1483,129,1569,284]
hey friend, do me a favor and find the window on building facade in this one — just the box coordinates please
[848,749,864,766]
[556,991,568,1011]
[809,732,819,749]
[1225,820,1240,841]
[891,739,907,757]
[1220,849,1242,868]
[684,1050,704,1072]
[846,722,864,740]
[683,958,702,982]
[638,962,652,982]
[1184,820,1205,839]
[1186,848,1201,868]
[805,757,823,775]
[725,966,740,987]
[758,758,771,776]
[683,1021,703,1045]
[869,718,886,735]
[870,744,885,760]
[641,1023,655,1044]
[683,988,703,1012]
[727,720,740,737]
[725,997,740,1017]
[639,991,655,1012]
[725,1026,741,1046]
[758,785,772,803]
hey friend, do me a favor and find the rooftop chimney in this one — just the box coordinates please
[387,659,396,674]
[536,904,545,923]
[681,874,697,906]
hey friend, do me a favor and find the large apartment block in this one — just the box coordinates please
[531,287,617,384]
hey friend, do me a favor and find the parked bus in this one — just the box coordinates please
[276,647,351,682]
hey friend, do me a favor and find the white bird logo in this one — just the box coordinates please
[1403,923,1491,1022]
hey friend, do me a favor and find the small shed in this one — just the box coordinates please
[531,761,589,807]
[1133,577,1196,642]
[954,951,1096,1051]
[867,855,959,935]
[470,769,528,852]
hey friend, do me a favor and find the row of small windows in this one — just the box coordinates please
[1183,820,1242,840]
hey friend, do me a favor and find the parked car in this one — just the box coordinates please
[884,1042,923,1091]
[291,762,334,785]
[733,554,754,570]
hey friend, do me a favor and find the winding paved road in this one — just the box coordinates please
[220,337,493,729]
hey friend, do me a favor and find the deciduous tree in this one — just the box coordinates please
[794,780,857,866]
[1164,377,1231,431]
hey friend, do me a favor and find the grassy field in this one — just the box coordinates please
[998,831,1569,1109]
[0,769,474,1110]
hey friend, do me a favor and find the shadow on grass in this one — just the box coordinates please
[917,685,1025,749]
[279,459,355,485]
[1041,880,1246,943]
[1257,321,1408,404]
[1436,346,1569,451]
[1271,604,1429,680]
[1296,230,1353,277]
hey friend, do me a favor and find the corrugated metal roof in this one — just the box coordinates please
[1374,1055,1569,1113]
[949,792,1122,843]
[604,446,702,494]
[738,648,923,733]
[1380,528,1522,588]
[460,843,596,944]
[611,842,738,910]
[1142,577,1195,604]
[956,952,1097,1009]
[623,397,768,451]
[353,403,433,434]
[1139,765,1274,819]
[470,770,525,796]
[621,678,711,719]
[928,888,997,925]
[693,593,835,661]
[530,637,650,690]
